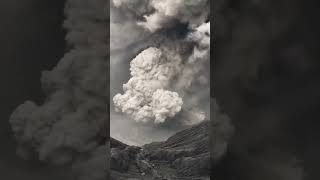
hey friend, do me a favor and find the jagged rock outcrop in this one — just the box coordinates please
[110,121,210,180]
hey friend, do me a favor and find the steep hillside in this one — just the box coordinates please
[110,121,210,180]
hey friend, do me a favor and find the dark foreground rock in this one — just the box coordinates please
[110,121,210,180]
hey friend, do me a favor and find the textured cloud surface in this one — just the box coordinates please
[111,0,210,145]
[138,0,209,32]
[113,0,209,32]
[9,0,108,179]
[113,47,183,123]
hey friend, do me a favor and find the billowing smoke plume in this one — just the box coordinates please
[111,0,210,128]
[113,47,183,124]
[113,0,209,32]
[213,0,307,179]
[9,0,108,179]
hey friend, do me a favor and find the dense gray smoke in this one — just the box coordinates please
[9,0,108,179]
[112,0,209,32]
[212,99,234,163]
[111,0,210,145]
[113,47,183,124]
[212,0,315,179]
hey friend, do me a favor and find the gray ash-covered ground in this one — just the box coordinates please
[111,121,210,180]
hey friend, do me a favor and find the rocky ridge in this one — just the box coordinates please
[110,121,210,180]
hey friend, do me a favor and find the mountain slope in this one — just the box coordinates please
[110,121,210,180]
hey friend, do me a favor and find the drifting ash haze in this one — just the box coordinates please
[9,0,108,180]
[111,0,211,145]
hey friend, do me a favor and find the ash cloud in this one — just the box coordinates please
[211,0,320,179]
[111,0,209,38]
[135,0,209,32]
[113,46,183,124]
[9,0,108,179]
[111,0,210,145]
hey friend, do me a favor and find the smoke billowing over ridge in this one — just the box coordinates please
[111,0,210,145]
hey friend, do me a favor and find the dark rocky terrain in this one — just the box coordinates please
[110,121,210,180]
